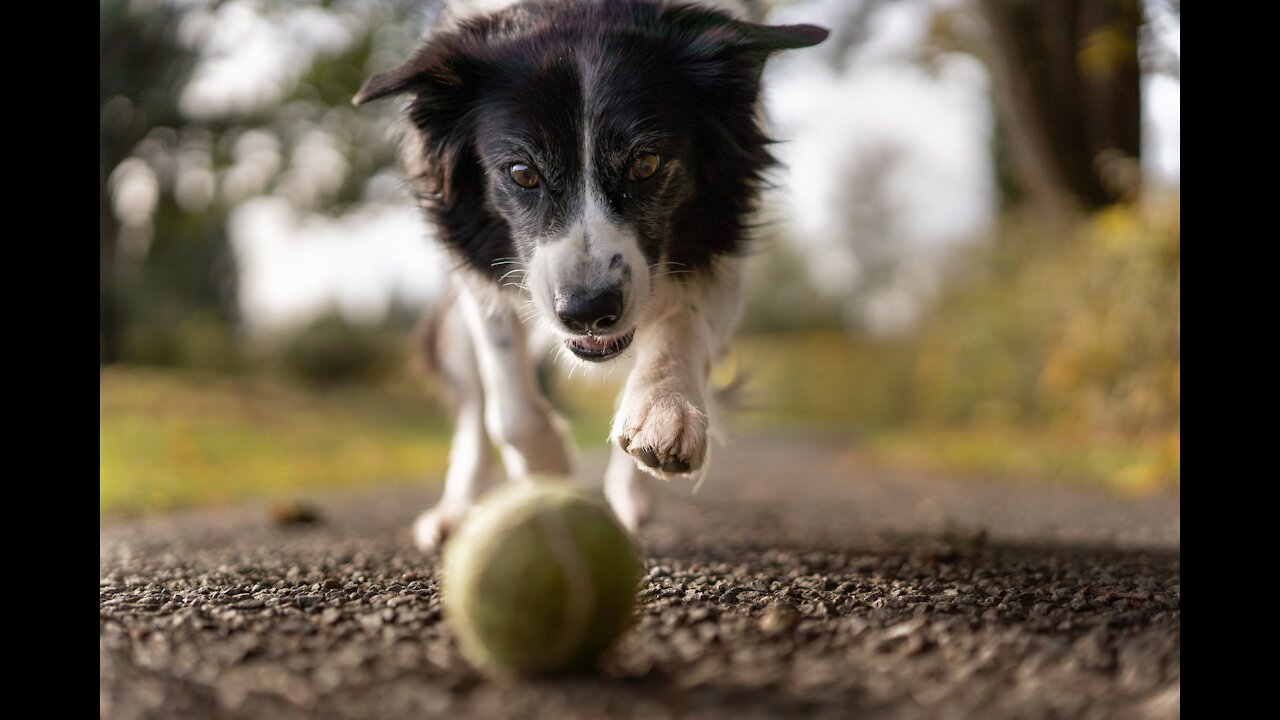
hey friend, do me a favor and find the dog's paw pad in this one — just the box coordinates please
[660,458,691,473]
[634,447,660,468]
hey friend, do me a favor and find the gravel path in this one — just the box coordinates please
[100,433,1180,719]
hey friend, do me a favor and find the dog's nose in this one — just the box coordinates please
[555,288,623,334]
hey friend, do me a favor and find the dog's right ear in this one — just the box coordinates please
[352,65,415,107]
[354,39,511,278]
[352,40,487,206]
[352,42,475,107]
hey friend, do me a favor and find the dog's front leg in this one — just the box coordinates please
[611,301,716,480]
[611,261,745,490]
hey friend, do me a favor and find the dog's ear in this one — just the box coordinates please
[353,39,486,201]
[663,6,829,66]
[730,21,830,53]
[351,64,415,107]
[353,40,478,107]
[354,38,512,277]
[652,8,828,271]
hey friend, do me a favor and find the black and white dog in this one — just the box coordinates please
[354,0,826,548]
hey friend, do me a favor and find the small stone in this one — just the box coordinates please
[759,603,800,636]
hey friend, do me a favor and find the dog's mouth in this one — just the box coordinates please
[565,329,635,362]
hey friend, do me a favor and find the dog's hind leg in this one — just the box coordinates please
[604,440,651,533]
[412,287,499,550]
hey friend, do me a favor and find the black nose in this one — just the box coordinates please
[555,288,623,334]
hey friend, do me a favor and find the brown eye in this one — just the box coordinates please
[510,163,540,189]
[629,153,661,181]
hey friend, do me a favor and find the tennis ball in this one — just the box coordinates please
[442,480,642,677]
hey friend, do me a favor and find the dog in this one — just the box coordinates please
[354,0,827,549]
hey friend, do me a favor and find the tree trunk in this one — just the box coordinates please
[979,0,1143,212]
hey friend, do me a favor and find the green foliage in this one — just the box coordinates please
[712,200,1179,492]
[740,236,846,334]
[121,309,245,373]
[101,0,422,366]
[724,332,916,429]
[278,312,404,388]
[910,202,1179,442]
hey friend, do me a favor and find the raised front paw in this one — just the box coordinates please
[612,387,708,479]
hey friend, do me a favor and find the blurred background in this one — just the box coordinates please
[100,0,1179,516]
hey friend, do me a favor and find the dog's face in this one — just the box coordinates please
[466,40,691,361]
[356,1,826,361]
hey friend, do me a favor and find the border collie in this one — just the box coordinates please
[354,0,827,549]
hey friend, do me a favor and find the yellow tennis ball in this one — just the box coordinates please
[442,480,641,677]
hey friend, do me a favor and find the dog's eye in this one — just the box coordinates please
[629,153,661,182]
[510,163,540,189]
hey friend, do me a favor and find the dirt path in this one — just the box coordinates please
[100,433,1180,719]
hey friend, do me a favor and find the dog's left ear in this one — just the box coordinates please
[664,6,829,67]
[716,19,830,54]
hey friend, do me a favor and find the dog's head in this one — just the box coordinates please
[356,1,827,361]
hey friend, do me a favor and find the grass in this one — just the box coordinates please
[100,365,624,517]
[102,324,1178,516]
[858,427,1179,497]
[552,330,1178,496]
[100,367,457,516]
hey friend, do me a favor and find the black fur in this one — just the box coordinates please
[355,0,827,282]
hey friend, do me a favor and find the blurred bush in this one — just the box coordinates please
[912,200,1179,440]
[277,311,404,388]
[121,308,245,373]
[711,197,1179,491]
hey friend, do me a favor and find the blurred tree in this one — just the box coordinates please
[977,0,1145,212]
[100,0,422,367]
[100,0,202,362]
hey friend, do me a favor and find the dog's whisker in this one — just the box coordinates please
[489,258,528,271]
